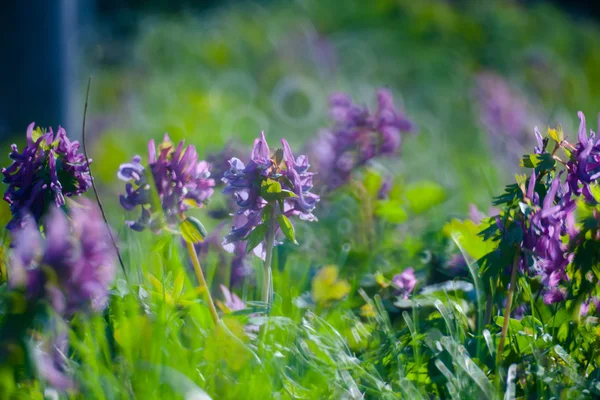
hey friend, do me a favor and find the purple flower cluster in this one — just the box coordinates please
[475,72,531,142]
[222,132,319,253]
[9,200,116,316]
[520,170,574,294]
[311,89,414,189]
[392,267,417,299]
[118,134,215,231]
[2,123,92,229]
[510,112,600,304]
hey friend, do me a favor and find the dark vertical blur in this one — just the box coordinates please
[0,1,82,137]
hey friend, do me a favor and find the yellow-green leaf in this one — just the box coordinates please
[375,200,408,223]
[180,217,208,244]
[173,271,184,298]
[404,181,446,214]
[311,265,351,305]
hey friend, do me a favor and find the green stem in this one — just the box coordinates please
[262,206,276,309]
[185,239,219,325]
[497,249,520,364]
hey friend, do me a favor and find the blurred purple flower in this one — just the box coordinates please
[311,89,414,190]
[377,177,393,200]
[392,267,417,299]
[118,134,215,231]
[2,123,92,229]
[219,284,245,312]
[543,288,567,305]
[222,132,319,254]
[218,285,259,334]
[194,222,253,287]
[475,72,531,142]
[34,333,73,390]
[9,200,116,316]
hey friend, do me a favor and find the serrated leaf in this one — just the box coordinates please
[180,217,208,244]
[520,153,555,171]
[276,214,297,244]
[245,224,268,254]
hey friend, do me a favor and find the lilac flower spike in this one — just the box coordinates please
[222,131,319,254]
[2,123,92,229]
[118,134,215,231]
[312,89,414,189]
[9,200,116,316]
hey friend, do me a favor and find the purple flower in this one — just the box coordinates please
[218,285,259,334]
[219,284,246,312]
[565,112,600,204]
[392,267,417,299]
[34,334,73,390]
[205,141,245,183]
[222,132,319,254]
[194,222,253,286]
[377,177,393,200]
[9,200,116,316]
[2,123,92,229]
[311,89,414,189]
[118,134,215,231]
[475,73,531,142]
[543,288,567,305]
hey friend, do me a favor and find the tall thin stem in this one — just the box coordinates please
[185,239,219,324]
[262,206,276,308]
[81,77,128,278]
[497,249,520,364]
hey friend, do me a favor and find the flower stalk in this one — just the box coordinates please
[262,206,276,308]
[497,249,520,364]
[184,238,219,325]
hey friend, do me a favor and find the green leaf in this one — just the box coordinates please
[278,189,298,198]
[557,322,570,342]
[404,181,446,214]
[261,179,282,201]
[262,205,272,223]
[276,214,297,244]
[443,219,497,260]
[180,217,208,244]
[548,126,563,144]
[494,316,523,333]
[245,224,268,254]
[374,200,408,223]
[363,169,383,197]
[273,148,284,166]
[520,153,555,171]
[173,271,184,298]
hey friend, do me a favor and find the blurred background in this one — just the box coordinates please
[2,0,600,217]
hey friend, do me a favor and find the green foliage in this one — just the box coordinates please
[180,216,208,244]
[7,0,600,398]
